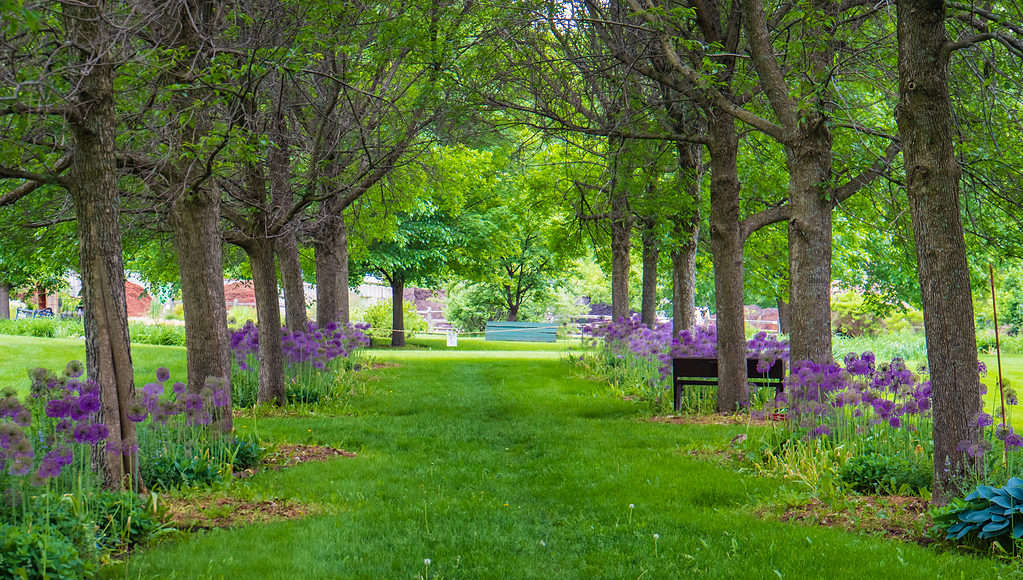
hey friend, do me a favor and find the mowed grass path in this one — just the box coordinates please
[90,347,1019,579]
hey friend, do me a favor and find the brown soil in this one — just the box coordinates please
[762,495,934,545]
[262,443,357,470]
[648,413,779,427]
[164,444,355,530]
[161,496,318,530]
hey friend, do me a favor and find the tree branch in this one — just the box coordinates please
[831,141,902,205]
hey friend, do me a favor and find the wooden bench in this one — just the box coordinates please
[672,357,785,412]
[484,321,558,342]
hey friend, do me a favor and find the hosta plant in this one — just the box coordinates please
[936,477,1023,544]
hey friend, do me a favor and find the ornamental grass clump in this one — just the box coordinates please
[230,320,370,407]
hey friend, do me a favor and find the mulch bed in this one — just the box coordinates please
[648,414,778,427]
[165,444,356,530]
[162,496,317,530]
[763,495,934,545]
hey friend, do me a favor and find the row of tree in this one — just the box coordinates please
[2,1,1022,500]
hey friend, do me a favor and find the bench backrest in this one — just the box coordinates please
[484,321,558,342]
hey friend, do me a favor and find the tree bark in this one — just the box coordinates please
[776,297,790,335]
[708,111,747,412]
[895,0,979,502]
[277,228,307,330]
[391,273,406,347]
[672,142,702,333]
[172,190,233,432]
[64,3,136,489]
[314,200,350,325]
[0,283,9,319]
[610,182,632,321]
[244,237,286,405]
[640,222,659,326]
[786,117,834,363]
[268,104,307,331]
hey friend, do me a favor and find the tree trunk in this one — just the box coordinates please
[895,0,980,502]
[0,283,9,319]
[610,186,632,321]
[173,190,233,432]
[268,104,307,332]
[244,237,286,405]
[776,297,790,335]
[64,3,136,489]
[786,117,834,364]
[671,143,702,334]
[277,228,307,330]
[640,222,659,326]
[507,300,520,322]
[708,112,747,412]
[314,201,350,325]
[391,273,406,347]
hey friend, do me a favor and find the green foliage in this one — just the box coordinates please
[0,318,82,338]
[831,292,883,337]
[0,522,89,580]
[357,300,427,341]
[139,434,264,491]
[936,477,1023,545]
[838,453,932,494]
[128,323,186,346]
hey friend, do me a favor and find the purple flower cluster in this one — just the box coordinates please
[773,354,937,436]
[128,369,230,427]
[2,361,107,482]
[583,316,790,387]
[230,321,370,371]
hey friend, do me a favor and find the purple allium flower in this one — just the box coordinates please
[126,403,148,423]
[212,388,230,408]
[813,424,832,437]
[55,418,72,433]
[156,367,170,382]
[143,382,163,398]
[172,381,186,395]
[78,393,100,414]
[182,393,203,411]
[13,408,30,427]
[888,416,902,428]
[976,412,994,427]
[45,399,70,419]
[81,380,100,396]
[64,360,85,378]
[1005,433,1023,449]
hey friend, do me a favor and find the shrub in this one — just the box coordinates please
[832,292,884,337]
[128,322,186,346]
[838,452,932,494]
[358,300,428,341]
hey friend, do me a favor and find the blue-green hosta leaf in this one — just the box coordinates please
[976,485,999,500]
[1014,519,1023,539]
[990,493,1013,509]
[962,510,993,523]
[1007,480,1023,502]
[982,521,1010,534]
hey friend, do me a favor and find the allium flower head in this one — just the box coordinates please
[155,367,170,382]
[64,360,85,378]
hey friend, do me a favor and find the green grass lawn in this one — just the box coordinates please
[0,334,187,395]
[4,335,1021,578]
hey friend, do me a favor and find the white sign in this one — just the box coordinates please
[446,331,458,347]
